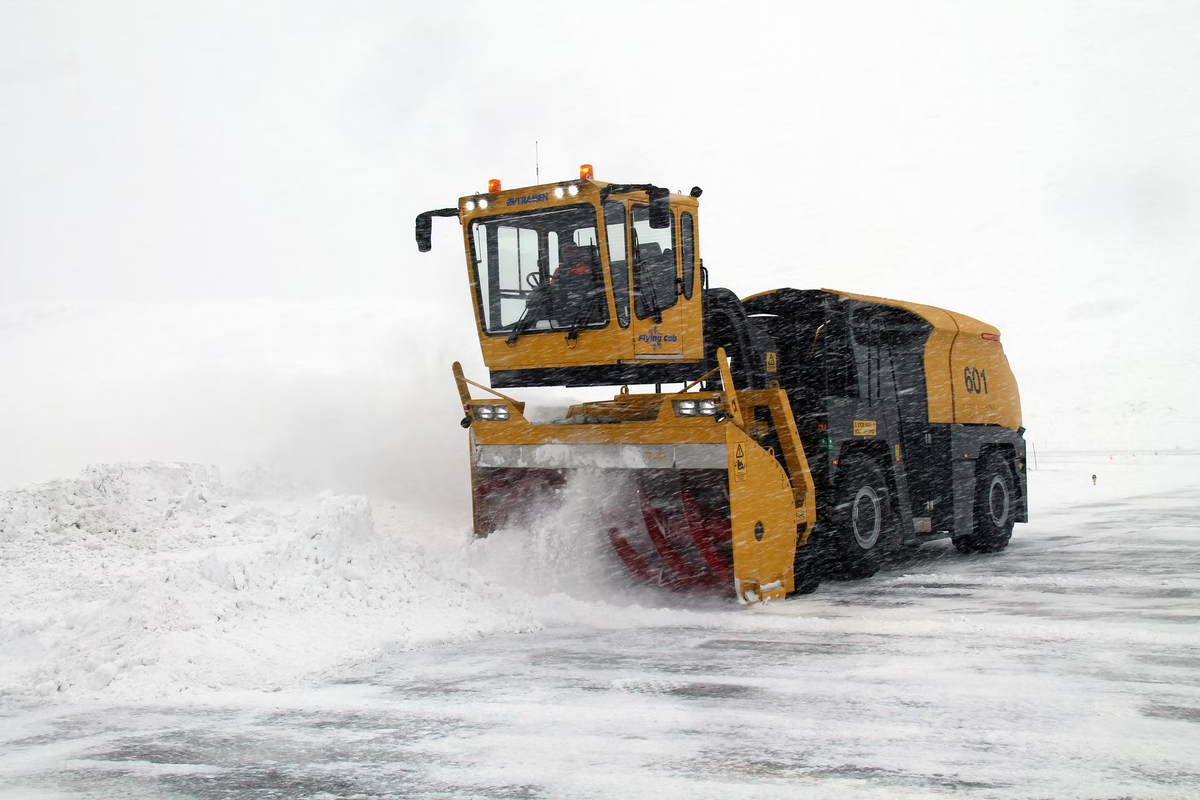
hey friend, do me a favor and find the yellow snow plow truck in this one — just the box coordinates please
[416,166,1027,603]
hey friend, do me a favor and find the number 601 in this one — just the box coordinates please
[964,366,989,395]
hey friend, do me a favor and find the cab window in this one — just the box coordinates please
[680,212,695,300]
[469,204,609,336]
[631,205,678,320]
[604,201,630,328]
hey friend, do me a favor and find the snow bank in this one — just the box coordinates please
[0,462,540,700]
[0,461,730,703]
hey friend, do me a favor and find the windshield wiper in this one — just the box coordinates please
[505,314,530,347]
[505,281,550,347]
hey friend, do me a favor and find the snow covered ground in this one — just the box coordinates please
[1,451,1198,798]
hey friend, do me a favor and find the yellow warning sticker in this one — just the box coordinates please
[765,352,778,372]
[734,443,747,482]
[795,507,807,522]
[853,420,877,436]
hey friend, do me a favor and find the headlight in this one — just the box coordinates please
[554,186,565,198]
[672,398,718,417]
[567,184,579,196]
[465,200,476,211]
[478,198,489,209]
[473,404,510,421]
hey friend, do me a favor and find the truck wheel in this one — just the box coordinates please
[790,542,821,596]
[830,456,893,579]
[953,453,1015,553]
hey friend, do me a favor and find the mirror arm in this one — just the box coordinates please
[599,183,660,202]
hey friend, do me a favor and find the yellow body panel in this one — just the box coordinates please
[726,425,796,603]
[736,388,817,544]
[827,288,1021,430]
[944,310,1022,429]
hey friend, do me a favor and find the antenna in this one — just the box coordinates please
[535,141,539,183]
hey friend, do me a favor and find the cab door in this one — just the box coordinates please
[630,203,683,358]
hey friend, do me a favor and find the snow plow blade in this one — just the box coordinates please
[454,354,816,605]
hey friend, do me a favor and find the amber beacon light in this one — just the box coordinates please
[488,178,502,193]
[579,164,594,180]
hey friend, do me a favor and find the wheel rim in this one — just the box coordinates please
[852,486,882,549]
[988,474,1011,526]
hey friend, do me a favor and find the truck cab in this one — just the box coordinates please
[418,168,707,388]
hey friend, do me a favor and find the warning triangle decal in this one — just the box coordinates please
[735,444,745,458]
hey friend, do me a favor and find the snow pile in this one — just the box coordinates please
[0,462,540,700]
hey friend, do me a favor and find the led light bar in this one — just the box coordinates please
[672,398,719,417]
[473,403,511,421]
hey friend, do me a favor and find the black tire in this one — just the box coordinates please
[789,540,822,596]
[829,456,894,579]
[953,453,1015,553]
[702,288,765,390]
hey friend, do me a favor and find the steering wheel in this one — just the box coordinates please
[526,272,544,290]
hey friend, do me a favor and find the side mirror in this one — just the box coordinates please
[415,208,461,253]
[647,187,672,229]
[416,213,433,253]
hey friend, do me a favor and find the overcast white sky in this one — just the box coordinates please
[2,1,1199,488]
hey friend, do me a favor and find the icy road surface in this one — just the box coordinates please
[2,452,1199,799]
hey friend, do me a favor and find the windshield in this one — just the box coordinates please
[469,204,611,336]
